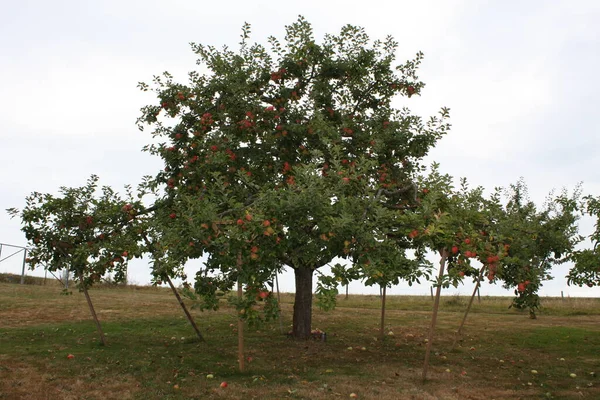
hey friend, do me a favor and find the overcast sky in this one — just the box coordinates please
[1,1,598,297]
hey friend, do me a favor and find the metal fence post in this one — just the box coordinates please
[20,249,27,284]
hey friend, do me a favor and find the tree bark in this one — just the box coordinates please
[292,264,313,339]
[345,284,349,300]
[79,274,106,346]
[380,285,387,339]
[164,274,205,341]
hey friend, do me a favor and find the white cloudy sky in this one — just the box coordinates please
[1,1,599,297]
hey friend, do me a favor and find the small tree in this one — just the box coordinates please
[330,263,360,300]
[497,181,581,318]
[7,176,145,345]
[568,195,600,288]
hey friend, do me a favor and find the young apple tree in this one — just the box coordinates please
[567,195,600,288]
[495,181,581,318]
[409,165,515,381]
[137,17,450,339]
[7,175,145,345]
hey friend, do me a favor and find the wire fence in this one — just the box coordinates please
[0,242,70,288]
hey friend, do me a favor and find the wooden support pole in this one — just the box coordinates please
[274,273,284,334]
[422,250,448,382]
[451,266,485,350]
[237,252,245,373]
[141,233,205,341]
[165,274,205,341]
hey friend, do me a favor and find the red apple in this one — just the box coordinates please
[220,381,228,388]
[169,213,177,219]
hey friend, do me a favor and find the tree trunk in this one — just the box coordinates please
[164,274,205,341]
[79,274,106,346]
[292,265,313,339]
[380,285,387,339]
[345,284,349,300]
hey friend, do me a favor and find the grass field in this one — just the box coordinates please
[0,276,599,399]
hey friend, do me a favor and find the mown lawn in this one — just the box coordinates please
[0,281,598,399]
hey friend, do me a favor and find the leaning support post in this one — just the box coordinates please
[422,249,448,382]
[451,266,485,350]
[274,273,284,334]
[142,233,205,341]
[164,274,205,341]
[79,273,107,346]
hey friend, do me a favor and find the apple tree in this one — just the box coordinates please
[7,175,146,345]
[137,17,450,339]
[495,181,581,318]
[567,195,600,288]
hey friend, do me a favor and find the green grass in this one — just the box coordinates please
[0,282,599,399]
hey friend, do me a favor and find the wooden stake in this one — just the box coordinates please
[165,274,204,341]
[380,285,387,339]
[141,234,205,341]
[451,266,485,350]
[275,273,284,334]
[79,273,106,346]
[237,252,245,373]
[422,250,448,382]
